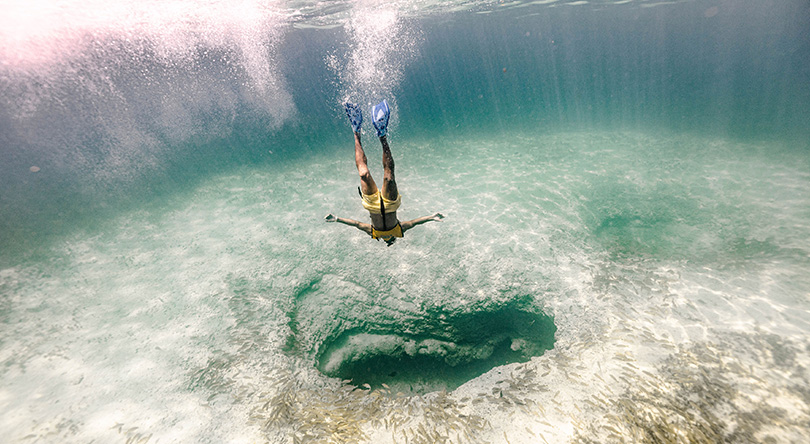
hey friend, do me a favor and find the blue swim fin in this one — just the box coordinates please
[344,102,362,133]
[371,100,390,138]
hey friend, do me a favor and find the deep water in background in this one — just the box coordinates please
[1,0,809,263]
[397,2,810,138]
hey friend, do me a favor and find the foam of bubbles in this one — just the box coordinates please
[0,0,295,193]
[1,0,283,75]
[329,1,421,131]
[0,0,295,119]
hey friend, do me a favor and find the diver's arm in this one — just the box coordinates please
[325,214,373,235]
[400,213,444,233]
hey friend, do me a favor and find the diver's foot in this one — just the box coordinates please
[371,100,390,138]
[344,102,362,133]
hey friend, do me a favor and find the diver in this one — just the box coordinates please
[324,100,444,246]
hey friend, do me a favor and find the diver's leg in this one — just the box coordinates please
[380,136,398,200]
[355,132,378,195]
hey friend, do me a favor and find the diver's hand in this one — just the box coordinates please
[431,213,445,221]
[324,214,337,223]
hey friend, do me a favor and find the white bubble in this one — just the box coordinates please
[330,1,421,127]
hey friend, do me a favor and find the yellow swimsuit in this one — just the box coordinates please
[360,191,404,239]
[371,223,403,239]
[361,191,401,214]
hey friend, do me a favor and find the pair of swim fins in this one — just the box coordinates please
[344,100,389,137]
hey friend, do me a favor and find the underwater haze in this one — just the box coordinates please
[2,0,810,443]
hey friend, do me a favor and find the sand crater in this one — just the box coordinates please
[285,275,556,393]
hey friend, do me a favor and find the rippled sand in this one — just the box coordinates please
[2,131,808,443]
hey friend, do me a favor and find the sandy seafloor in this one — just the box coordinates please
[2,0,810,443]
[2,129,809,443]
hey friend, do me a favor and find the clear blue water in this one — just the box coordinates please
[1,1,809,443]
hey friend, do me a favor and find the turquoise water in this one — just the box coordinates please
[2,1,810,443]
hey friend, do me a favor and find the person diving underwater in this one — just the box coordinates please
[324,100,444,246]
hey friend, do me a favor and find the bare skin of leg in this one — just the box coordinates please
[378,135,399,229]
[380,135,398,201]
[355,132,378,195]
